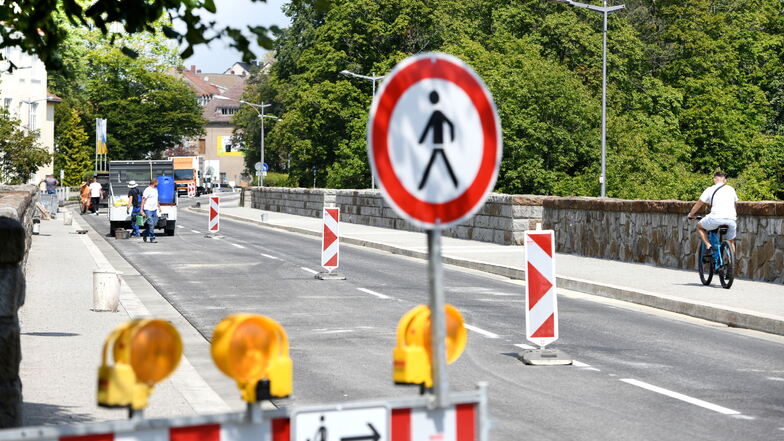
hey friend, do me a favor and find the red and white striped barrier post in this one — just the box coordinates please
[521,228,571,365]
[208,196,220,233]
[187,182,196,198]
[316,207,345,280]
[0,388,488,441]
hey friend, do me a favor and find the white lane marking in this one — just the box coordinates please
[231,243,245,249]
[177,225,184,229]
[317,329,354,334]
[261,253,280,260]
[357,288,391,299]
[514,343,535,350]
[620,379,741,415]
[301,267,319,275]
[766,377,784,382]
[731,415,755,420]
[464,324,500,339]
[190,229,201,234]
[572,360,590,367]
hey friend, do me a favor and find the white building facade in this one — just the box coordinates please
[1,46,57,184]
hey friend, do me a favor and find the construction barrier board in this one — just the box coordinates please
[321,207,339,271]
[0,391,485,441]
[524,229,559,348]
[209,196,220,233]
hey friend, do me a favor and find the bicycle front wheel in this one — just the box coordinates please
[719,241,734,289]
[698,243,713,285]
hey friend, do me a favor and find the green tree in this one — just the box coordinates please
[54,106,92,186]
[0,109,51,184]
[0,0,289,72]
[256,0,784,199]
[81,48,206,159]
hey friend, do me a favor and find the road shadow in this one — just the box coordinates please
[674,282,724,289]
[21,332,79,337]
[23,402,95,426]
[501,352,521,361]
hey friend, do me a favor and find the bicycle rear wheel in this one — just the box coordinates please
[698,243,713,285]
[718,241,734,289]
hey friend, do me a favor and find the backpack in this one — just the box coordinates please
[130,188,142,208]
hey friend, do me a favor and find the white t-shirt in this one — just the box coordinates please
[699,183,738,220]
[142,186,159,211]
[89,182,103,198]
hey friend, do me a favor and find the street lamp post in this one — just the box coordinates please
[214,95,277,187]
[548,0,624,198]
[340,70,386,190]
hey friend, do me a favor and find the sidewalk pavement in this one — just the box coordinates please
[18,209,237,427]
[196,201,784,337]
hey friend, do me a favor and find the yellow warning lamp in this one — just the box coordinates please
[211,314,292,403]
[97,319,182,410]
[392,304,467,387]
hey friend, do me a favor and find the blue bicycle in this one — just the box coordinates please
[694,216,734,289]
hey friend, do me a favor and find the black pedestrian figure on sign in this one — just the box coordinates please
[307,415,327,441]
[418,91,458,190]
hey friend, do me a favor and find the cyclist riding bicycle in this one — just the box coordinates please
[687,170,738,258]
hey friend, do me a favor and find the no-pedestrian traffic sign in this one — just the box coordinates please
[368,52,502,229]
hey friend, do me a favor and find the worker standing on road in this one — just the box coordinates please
[79,181,91,214]
[126,181,142,237]
[88,177,103,215]
[141,179,160,243]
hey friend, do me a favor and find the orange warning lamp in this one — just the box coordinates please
[211,314,292,402]
[393,304,467,387]
[97,319,182,410]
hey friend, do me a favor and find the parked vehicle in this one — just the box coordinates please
[171,156,208,196]
[107,160,178,236]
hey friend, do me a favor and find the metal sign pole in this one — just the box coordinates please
[427,228,448,408]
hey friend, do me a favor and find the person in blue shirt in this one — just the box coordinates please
[126,181,142,237]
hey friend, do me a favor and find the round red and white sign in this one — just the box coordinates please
[368,52,502,229]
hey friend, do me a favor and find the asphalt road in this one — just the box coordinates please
[82,194,784,441]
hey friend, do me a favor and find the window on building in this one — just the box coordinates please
[29,102,38,130]
[218,107,238,115]
[198,139,206,154]
[2,98,11,110]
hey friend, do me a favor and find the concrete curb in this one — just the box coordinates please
[189,207,784,337]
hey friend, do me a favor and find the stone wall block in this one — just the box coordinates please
[513,205,543,218]
[470,227,495,242]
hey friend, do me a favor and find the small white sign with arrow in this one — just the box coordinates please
[294,405,387,441]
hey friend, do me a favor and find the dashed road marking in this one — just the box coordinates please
[572,360,600,371]
[261,253,280,260]
[465,324,500,339]
[316,329,354,334]
[357,288,391,299]
[301,267,319,275]
[190,229,201,234]
[177,225,184,229]
[231,243,245,249]
[620,379,741,416]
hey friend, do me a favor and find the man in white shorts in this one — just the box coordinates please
[688,170,738,256]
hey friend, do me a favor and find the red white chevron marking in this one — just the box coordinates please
[208,196,219,232]
[321,208,339,270]
[524,230,558,347]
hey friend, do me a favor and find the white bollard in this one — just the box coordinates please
[93,269,121,312]
[63,211,72,225]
